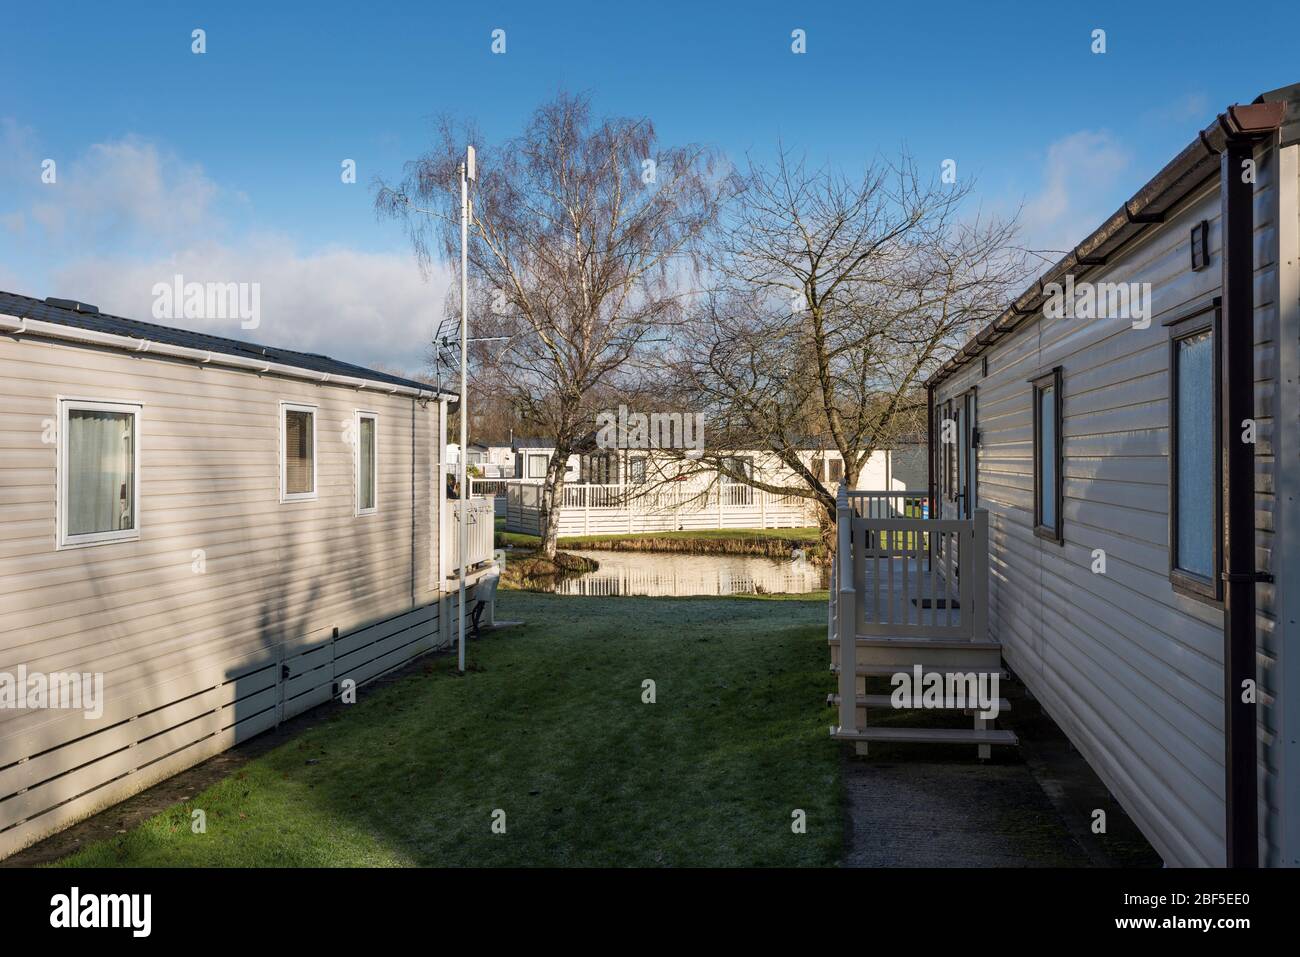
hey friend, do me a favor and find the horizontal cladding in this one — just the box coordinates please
[0,333,449,859]
[935,152,1284,866]
[0,593,473,859]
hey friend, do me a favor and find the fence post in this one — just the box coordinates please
[836,485,858,733]
[972,508,989,642]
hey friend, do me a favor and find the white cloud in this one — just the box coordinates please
[53,240,452,376]
[1020,130,1132,257]
[27,135,223,247]
[2,128,450,376]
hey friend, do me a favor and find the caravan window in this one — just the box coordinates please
[356,412,378,514]
[586,453,614,484]
[629,456,647,485]
[944,400,955,501]
[719,456,753,483]
[1168,302,1222,600]
[59,399,141,548]
[281,403,318,501]
[526,453,548,479]
[955,399,967,510]
[1032,369,1062,543]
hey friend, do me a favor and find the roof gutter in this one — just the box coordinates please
[0,312,453,402]
[926,101,1287,389]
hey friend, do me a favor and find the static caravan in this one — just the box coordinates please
[501,438,921,536]
[926,86,1300,866]
[0,290,490,859]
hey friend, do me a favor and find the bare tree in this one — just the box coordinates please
[668,149,1027,548]
[376,92,724,558]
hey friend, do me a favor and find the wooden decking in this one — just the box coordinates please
[828,490,1017,758]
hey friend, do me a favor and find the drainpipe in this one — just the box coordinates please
[1220,129,1264,868]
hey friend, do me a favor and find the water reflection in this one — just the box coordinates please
[545,549,828,597]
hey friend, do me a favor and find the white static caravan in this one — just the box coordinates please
[926,87,1300,867]
[500,439,922,536]
[0,291,490,859]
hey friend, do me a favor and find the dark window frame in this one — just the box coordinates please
[943,399,956,502]
[1031,367,1063,544]
[525,453,549,479]
[720,455,753,484]
[826,456,844,484]
[956,387,978,517]
[628,455,647,485]
[1165,298,1223,603]
[585,452,616,484]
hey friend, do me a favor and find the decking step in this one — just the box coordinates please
[826,693,1010,711]
[831,663,1009,678]
[830,726,1019,746]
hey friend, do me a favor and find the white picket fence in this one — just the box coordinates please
[501,480,816,536]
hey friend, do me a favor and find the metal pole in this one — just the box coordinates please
[457,160,469,673]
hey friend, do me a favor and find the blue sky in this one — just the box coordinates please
[1,0,1297,372]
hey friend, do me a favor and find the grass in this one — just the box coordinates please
[55,591,840,867]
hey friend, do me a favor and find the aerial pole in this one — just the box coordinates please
[458,145,475,673]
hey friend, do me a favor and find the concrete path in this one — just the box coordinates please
[839,678,1162,868]
[841,757,1089,866]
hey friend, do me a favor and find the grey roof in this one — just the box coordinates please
[0,289,450,396]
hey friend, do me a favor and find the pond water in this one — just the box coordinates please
[538,548,829,597]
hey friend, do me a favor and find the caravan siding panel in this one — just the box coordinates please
[0,333,448,858]
[935,142,1292,866]
[937,178,1231,866]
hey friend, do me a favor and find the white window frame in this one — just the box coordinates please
[355,410,379,516]
[57,397,143,549]
[280,401,319,503]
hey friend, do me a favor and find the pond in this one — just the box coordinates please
[537,548,829,597]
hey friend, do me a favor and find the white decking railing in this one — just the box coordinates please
[831,487,992,738]
[502,479,815,536]
[470,478,509,498]
[470,479,509,517]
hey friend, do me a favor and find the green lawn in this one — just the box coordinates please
[56,591,840,867]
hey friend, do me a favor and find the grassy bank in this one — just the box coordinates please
[497,526,824,561]
[54,591,839,867]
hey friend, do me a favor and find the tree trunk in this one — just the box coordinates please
[539,451,570,559]
[818,497,838,558]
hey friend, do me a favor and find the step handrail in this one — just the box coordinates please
[836,486,858,734]
[831,488,991,734]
